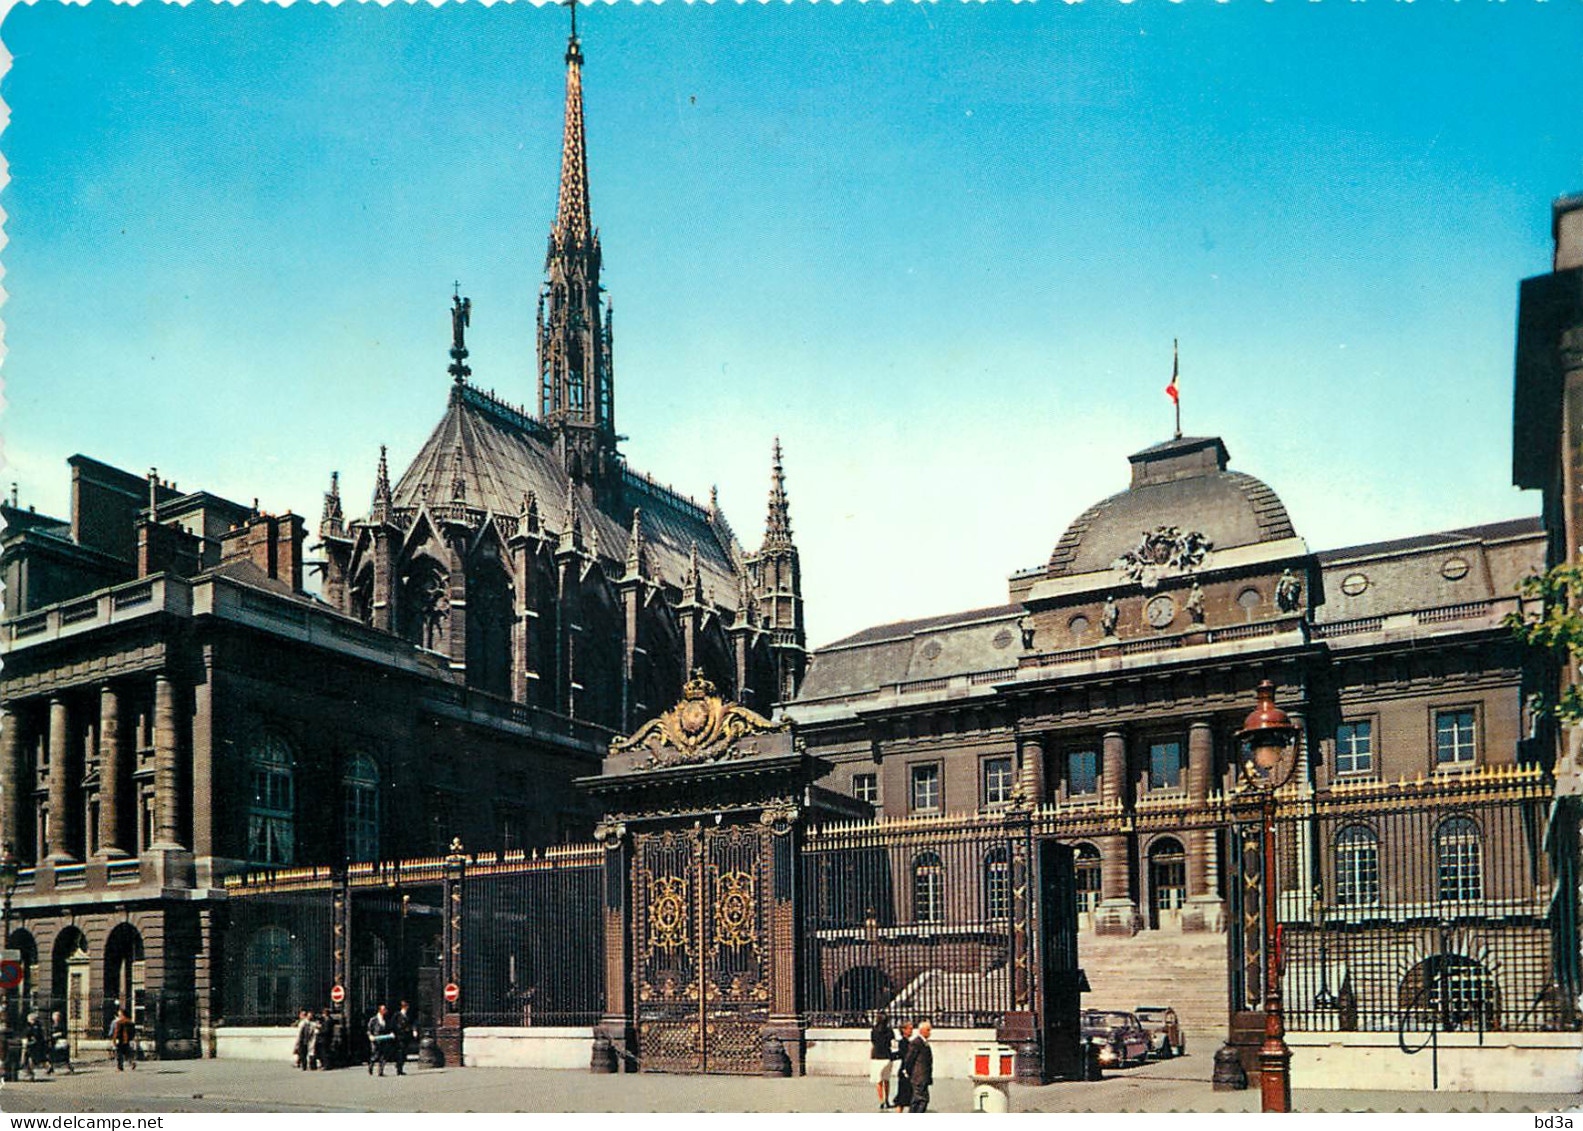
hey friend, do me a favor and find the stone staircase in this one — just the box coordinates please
[1076,930,1231,1036]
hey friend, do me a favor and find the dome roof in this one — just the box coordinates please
[1047,436,1296,577]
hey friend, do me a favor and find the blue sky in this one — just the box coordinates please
[3,0,1581,647]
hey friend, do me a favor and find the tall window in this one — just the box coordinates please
[1335,825,1380,907]
[1067,750,1099,796]
[1436,816,1482,902]
[245,926,299,1022]
[1335,720,1374,776]
[913,852,945,924]
[984,847,1011,922]
[852,773,878,804]
[343,753,380,863]
[1075,844,1102,913]
[1435,710,1477,768]
[983,757,1014,808]
[247,733,295,866]
[1149,741,1183,791]
[910,764,941,814]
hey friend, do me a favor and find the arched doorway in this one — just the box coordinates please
[51,927,90,1043]
[104,923,146,1035]
[1147,837,1187,931]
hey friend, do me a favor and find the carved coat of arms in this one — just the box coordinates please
[611,671,788,768]
[1111,525,1213,590]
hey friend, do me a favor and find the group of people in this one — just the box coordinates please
[292,1008,335,1070]
[294,1000,417,1075]
[868,1013,935,1113]
[17,1011,72,1080]
[364,1001,418,1077]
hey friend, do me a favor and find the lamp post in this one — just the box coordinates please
[0,843,21,1084]
[1236,679,1299,1114]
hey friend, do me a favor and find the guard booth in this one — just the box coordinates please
[579,673,865,1075]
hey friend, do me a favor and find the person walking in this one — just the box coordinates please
[22,1013,46,1081]
[393,1000,416,1076]
[49,1011,72,1074]
[907,1019,934,1113]
[110,1009,137,1072]
[367,1003,394,1076]
[892,1020,916,1114]
[293,1008,312,1069]
[306,1010,324,1070]
[869,1010,896,1110]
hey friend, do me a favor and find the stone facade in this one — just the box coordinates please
[789,435,1547,944]
[0,24,806,1056]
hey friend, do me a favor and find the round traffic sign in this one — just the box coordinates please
[0,960,22,990]
[444,982,460,1005]
[329,984,345,1005]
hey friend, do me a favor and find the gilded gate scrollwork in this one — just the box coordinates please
[634,822,770,1074]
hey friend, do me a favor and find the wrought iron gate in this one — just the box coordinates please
[633,823,769,1073]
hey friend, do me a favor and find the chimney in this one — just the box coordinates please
[275,513,306,593]
[218,511,306,592]
[1554,193,1583,272]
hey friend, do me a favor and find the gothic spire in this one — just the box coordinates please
[449,288,472,384]
[518,491,541,538]
[558,477,583,553]
[539,6,615,477]
[321,470,345,539]
[554,3,591,252]
[371,445,393,524]
[625,507,646,579]
[762,438,793,551]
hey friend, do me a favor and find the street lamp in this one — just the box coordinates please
[1236,679,1299,1114]
[0,843,21,1084]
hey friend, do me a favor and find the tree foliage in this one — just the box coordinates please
[1506,561,1583,724]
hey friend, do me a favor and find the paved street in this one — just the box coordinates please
[0,1046,1575,1114]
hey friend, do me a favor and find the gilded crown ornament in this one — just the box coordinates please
[611,670,788,768]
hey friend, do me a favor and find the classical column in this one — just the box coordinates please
[1017,734,1046,805]
[1290,709,1314,913]
[151,674,184,850]
[47,698,74,862]
[1095,730,1140,934]
[0,706,25,862]
[191,650,215,866]
[1184,720,1225,932]
[98,685,127,857]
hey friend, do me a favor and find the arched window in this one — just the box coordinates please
[245,926,300,1023]
[1399,954,1497,1032]
[1075,844,1102,913]
[1436,816,1482,902]
[913,852,945,925]
[984,847,1011,923]
[1335,825,1379,907]
[1148,836,1187,917]
[343,753,380,864]
[247,733,295,866]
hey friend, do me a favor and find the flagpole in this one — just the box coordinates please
[1173,339,1181,439]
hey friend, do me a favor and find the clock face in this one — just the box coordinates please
[1146,595,1176,629]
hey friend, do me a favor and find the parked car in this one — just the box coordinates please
[1081,1009,1150,1068]
[1134,1005,1184,1058]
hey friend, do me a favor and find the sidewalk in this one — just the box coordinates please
[0,1054,1574,1114]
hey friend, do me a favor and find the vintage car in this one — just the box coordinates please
[1081,1009,1151,1068]
[1134,1005,1184,1058]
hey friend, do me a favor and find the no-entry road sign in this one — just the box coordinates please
[329,984,346,1005]
[444,982,460,1005]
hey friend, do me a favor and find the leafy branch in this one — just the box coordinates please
[1504,561,1583,724]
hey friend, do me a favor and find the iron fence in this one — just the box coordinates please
[460,847,605,1028]
[799,817,1030,1030]
[1228,778,1578,1034]
[219,880,336,1028]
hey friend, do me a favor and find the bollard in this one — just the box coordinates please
[970,1043,1016,1113]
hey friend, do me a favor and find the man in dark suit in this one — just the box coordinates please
[393,1000,417,1076]
[907,1019,934,1113]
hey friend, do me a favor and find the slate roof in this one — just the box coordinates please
[1047,470,1294,577]
[383,381,745,605]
